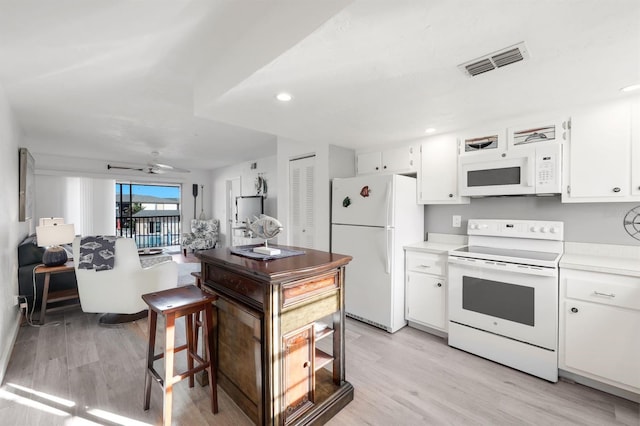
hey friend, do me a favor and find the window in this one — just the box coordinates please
[115,183,182,248]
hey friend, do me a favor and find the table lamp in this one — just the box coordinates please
[36,222,75,266]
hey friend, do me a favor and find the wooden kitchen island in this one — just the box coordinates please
[196,246,353,425]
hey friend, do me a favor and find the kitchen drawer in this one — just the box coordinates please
[406,252,446,276]
[564,270,640,311]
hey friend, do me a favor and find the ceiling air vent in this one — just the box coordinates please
[459,42,529,77]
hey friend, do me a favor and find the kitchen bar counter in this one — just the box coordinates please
[560,242,640,277]
[196,246,353,425]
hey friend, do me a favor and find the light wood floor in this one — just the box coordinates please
[1,293,638,425]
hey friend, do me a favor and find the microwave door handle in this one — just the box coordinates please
[527,156,535,187]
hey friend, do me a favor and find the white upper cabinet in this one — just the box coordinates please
[418,134,469,204]
[563,98,639,202]
[356,146,417,175]
[356,151,382,174]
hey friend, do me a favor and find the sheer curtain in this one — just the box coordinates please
[35,176,115,236]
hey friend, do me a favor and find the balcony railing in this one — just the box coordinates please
[116,214,182,248]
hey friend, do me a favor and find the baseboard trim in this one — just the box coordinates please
[0,310,22,385]
[559,369,640,403]
[407,321,447,339]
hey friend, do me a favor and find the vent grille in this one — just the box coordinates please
[459,42,529,77]
[465,59,495,76]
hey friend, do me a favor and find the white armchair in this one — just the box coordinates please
[72,237,178,323]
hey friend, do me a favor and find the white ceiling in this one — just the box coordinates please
[0,0,639,172]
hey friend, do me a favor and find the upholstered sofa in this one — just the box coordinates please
[17,234,77,311]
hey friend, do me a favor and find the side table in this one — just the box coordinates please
[34,261,78,324]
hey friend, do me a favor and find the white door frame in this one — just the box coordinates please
[225,177,241,247]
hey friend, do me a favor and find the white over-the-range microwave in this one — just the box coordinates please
[458,122,566,197]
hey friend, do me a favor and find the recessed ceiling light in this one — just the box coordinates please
[276,92,293,102]
[621,83,640,93]
[425,128,436,134]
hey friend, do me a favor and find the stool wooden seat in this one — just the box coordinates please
[142,285,218,426]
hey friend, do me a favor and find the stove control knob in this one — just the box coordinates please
[479,224,488,230]
[530,226,538,232]
[469,223,478,230]
[540,227,549,233]
[550,227,558,234]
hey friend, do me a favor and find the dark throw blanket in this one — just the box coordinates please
[78,236,118,271]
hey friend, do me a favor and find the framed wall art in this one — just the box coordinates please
[19,147,35,222]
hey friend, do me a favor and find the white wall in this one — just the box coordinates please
[33,153,211,237]
[276,137,355,251]
[0,84,26,384]
[210,155,277,247]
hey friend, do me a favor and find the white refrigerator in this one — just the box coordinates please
[331,174,424,333]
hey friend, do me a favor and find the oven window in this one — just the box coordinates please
[467,167,521,187]
[462,276,534,326]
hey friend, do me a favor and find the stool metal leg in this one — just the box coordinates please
[144,310,158,411]
[163,313,176,426]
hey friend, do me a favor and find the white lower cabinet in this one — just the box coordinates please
[559,268,640,395]
[405,249,447,333]
[406,272,446,330]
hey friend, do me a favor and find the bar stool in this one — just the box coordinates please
[142,285,218,426]
[190,271,209,386]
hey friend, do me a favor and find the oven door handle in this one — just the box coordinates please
[448,256,557,277]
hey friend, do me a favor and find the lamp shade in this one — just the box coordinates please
[39,217,64,227]
[36,224,75,247]
[36,223,75,267]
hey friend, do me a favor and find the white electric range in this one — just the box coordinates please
[447,219,564,382]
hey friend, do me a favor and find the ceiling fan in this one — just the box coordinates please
[107,151,190,174]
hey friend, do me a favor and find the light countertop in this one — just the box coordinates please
[404,233,468,255]
[560,242,640,277]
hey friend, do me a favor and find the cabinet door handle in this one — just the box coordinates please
[593,291,615,298]
[449,193,454,198]
[436,283,442,287]
[419,264,431,268]
[570,307,578,313]
[613,187,621,193]
[303,361,310,368]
